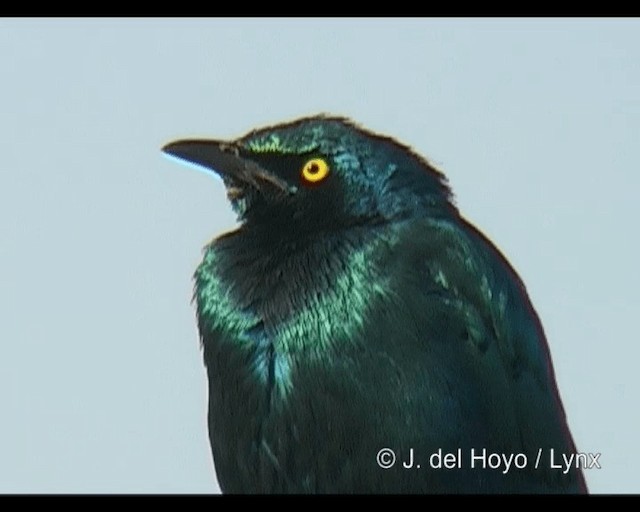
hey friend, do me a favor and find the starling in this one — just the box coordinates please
[163,115,587,493]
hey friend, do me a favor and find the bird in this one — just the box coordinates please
[162,115,588,494]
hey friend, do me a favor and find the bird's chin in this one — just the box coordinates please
[224,184,243,201]
[220,176,249,218]
[226,193,251,219]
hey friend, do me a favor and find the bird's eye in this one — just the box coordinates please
[300,158,330,185]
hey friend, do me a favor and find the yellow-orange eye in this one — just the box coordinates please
[300,158,330,184]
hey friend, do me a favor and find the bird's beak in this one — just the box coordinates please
[161,139,294,197]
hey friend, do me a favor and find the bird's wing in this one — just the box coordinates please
[374,217,588,492]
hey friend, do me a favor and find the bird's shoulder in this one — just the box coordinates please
[381,216,550,383]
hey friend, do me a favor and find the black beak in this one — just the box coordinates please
[162,139,294,195]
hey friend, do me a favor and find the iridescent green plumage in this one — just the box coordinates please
[164,116,587,493]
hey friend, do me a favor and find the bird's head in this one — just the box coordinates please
[163,115,456,238]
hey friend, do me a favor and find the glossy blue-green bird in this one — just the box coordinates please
[163,115,587,494]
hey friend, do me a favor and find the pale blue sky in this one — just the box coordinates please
[1,18,638,493]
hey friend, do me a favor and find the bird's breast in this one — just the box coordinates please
[195,230,393,396]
